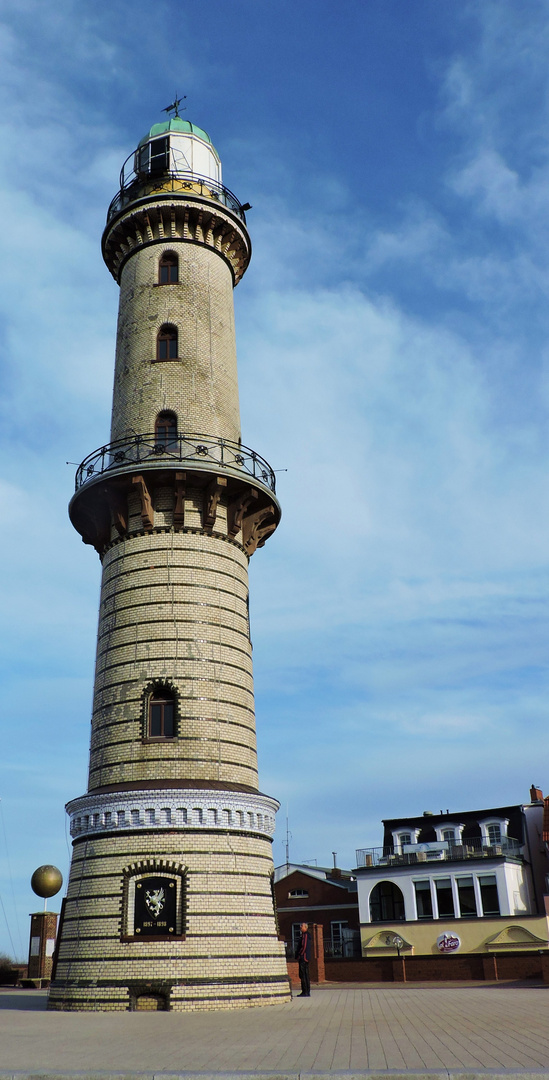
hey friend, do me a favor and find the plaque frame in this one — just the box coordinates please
[121,858,187,941]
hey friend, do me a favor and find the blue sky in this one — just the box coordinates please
[1,0,549,958]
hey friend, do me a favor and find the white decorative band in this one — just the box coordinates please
[67,788,279,841]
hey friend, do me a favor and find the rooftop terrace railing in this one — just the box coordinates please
[74,432,276,494]
[355,837,523,868]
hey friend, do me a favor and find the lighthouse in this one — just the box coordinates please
[49,113,289,1011]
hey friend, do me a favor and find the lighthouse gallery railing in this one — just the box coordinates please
[74,432,276,493]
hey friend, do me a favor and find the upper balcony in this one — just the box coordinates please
[356,837,523,869]
[106,168,247,225]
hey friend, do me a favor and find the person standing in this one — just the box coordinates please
[295,921,311,997]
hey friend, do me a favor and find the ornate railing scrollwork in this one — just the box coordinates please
[74,431,277,494]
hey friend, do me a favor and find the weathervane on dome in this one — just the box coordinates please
[162,94,187,119]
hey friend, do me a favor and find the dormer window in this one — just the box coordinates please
[159,252,178,284]
[156,324,178,361]
[487,823,501,845]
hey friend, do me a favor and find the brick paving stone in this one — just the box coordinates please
[2,984,549,1075]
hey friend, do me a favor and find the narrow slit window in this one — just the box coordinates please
[157,324,178,361]
[159,252,178,284]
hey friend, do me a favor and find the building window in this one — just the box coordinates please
[159,252,178,284]
[414,880,433,919]
[331,920,348,956]
[457,875,477,917]
[154,411,178,448]
[370,881,405,922]
[487,823,502,845]
[148,689,175,738]
[288,889,308,898]
[442,829,456,843]
[156,324,178,361]
[398,833,411,848]
[435,877,455,918]
[152,137,170,174]
[479,874,500,916]
[291,922,306,952]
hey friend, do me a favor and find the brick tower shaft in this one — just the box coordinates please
[49,116,288,1012]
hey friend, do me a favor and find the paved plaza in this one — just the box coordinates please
[2,982,549,1077]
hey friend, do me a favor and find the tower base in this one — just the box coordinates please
[48,788,290,1012]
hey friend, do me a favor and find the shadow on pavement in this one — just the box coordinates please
[0,990,48,1010]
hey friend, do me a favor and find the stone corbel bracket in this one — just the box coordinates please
[70,466,280,558]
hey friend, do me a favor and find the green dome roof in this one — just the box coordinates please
[138,118,214,148]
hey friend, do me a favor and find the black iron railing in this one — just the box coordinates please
[355,837,523,868]
[73,432,276,494]
[106,170,246,223]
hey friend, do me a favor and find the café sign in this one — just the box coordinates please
[436,931,461,954]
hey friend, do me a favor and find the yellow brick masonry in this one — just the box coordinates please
[48,830,288,1012]
[88,529,258,791]
[111,241,240,445]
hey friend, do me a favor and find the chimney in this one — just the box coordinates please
[530,785,543,803]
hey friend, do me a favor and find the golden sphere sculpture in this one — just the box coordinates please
[31,865,63,899]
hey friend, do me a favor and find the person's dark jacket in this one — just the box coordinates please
[295,929,312,962]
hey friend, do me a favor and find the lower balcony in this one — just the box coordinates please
[69,432,280,556]
[74,431,276,494]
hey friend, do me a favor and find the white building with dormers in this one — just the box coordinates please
[355,786,549,958]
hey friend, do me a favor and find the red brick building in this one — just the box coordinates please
[274,863,360,957]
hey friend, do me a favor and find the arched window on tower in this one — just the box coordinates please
[155,411,178,450]
[148,688,175,739]
[159,251,178,284]
[156,324,178,361]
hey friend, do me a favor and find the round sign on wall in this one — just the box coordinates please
[436,931,461,954]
